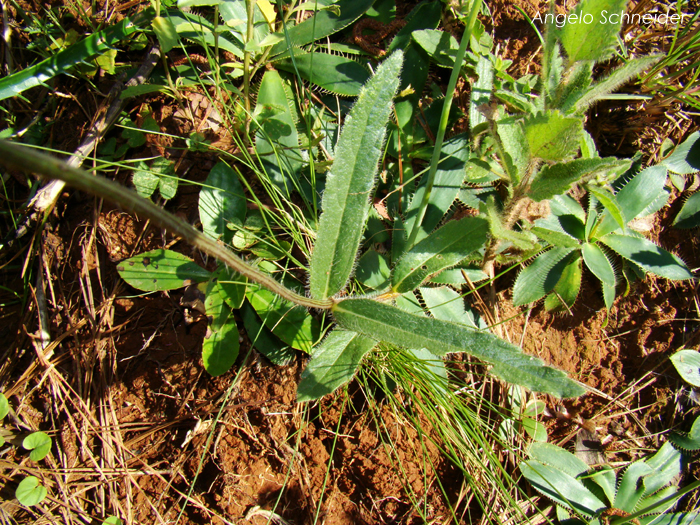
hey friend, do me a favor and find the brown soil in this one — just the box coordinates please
[1,1,699,524]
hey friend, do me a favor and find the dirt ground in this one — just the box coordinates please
[1,0,699,524]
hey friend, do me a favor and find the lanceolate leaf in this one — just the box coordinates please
[545,251,582,311]
[614,461,654,512]
[599,234,693,281]
[512,247,576,306]
[529,442,592,478]
[587,184,624,231]
[0,9,155,101]
[661,131,700,175]
[670,414,700,451]
[528,157,631,202]
[582,243,616,288]
[310,50,403,300]
[202,281,240,376]
[117,249,212,292]
[392,217,488,294]
[274,52,370,96]
[270,0,374,55]
[673,191,700,229]
[520,460,606,516]
[297,330,377,402]
[332,298,585,398]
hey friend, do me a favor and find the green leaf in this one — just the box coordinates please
[528,157,631,202]
[167,11,243,58]
[574,56,661,113]
[640,513,700,525]
[152,16,179,53]
[670,414,700,451]
[132,158,177,200]
[356,250,391,290]
[495,116,530,184]
[674,192,700,229]
[103,517,124,525]
[391,217,489,294]
[523,111,583,161]
[643,441,682,496]
[270,0,375,55]
[15,476,47,507]
[670,350,700,388]
[595,165,668,237]
[661,131,700,175]
[0,9,155,101]
[615,461,654,512]
[582,243,616,288]
[254,70,303,196]
[558,0,627,64]
[528,442,591,478]
[411,29,460,68]
[585,466,617,506]
[599,234,693,281]
[249,240,292,261]
[275,52,369,96]
[545,251,582,312]
[512,247,576,306]
[522,417,548,442]
[309,50,403,300]
[332,298,585,398]
[532,215,583,248]
[421,286,476,327]
[116,249,212,292]
[218,269,247,310]
[247,283,320,353]
[241,301,295,366]
[520,460,606,516]
[199,161,246,243]
[202,281,239,377]
[403,135,470,240]
[0,393,8,419]
[23,431,52,461]
[297,330,377,402]
[587,184,624,231]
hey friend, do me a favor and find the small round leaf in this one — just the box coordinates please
[16,476,47,507]
[670,350,700,387]
[23,431,52,461]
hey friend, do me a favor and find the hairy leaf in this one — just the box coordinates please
[670,414,700,451]
[528,157,631,202]
[599,234,693,281]
[332,298,585,397]
[674,191,700,229]
[559,0,627,63]
[544,251,582,311]
[523,111,583,162]
[587,184,624,231]
[275,52,369,96]
[117,249,212,292]
[512,247,576,306]
[582,243,616,288]
[661,131,700,175]
[520,460,606,516]
[297,330,377,402]
[392,217,489,294]
[270,0,374,55]
[310,50,402,300]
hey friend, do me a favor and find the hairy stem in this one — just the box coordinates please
[0,140,333,310]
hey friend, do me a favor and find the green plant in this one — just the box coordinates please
[519,417,700,524]
[0,44,584,400]
[0,393,52,507]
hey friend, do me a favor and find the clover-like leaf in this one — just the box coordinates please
[15,476,47,507]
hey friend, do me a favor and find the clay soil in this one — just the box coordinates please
[1,1,699,524]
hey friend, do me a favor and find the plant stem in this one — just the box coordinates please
[0,140,334,310]
[405,0,482,249]
[243,0,255,137]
